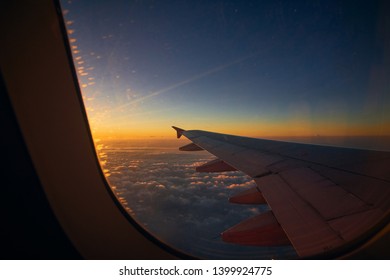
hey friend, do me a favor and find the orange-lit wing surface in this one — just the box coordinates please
[173,127,390,258]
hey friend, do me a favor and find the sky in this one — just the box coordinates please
[62,0,390,138]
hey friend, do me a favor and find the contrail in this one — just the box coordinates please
[115,53,259,111]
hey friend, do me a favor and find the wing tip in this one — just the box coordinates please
[172,126,185,138]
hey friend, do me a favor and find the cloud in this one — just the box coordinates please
[102,142,297,259]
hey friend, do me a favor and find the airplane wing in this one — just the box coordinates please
[172,126,390,258]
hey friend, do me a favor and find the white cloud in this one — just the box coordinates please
[101,144,297,259]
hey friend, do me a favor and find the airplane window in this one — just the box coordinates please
[60,0,389,259]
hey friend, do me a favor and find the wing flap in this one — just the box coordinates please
[329,208,385,241]
[280,167,370,220]
[255,175,344,257]
[311,165,390,212]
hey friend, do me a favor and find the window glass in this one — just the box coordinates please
[61,0,389,259]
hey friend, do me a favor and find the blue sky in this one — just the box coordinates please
[62,0,390,138]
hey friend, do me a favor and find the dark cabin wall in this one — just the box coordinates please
[0,71,81,259]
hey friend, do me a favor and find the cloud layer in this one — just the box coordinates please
[101,141,297,259]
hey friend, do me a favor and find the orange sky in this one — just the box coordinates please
[90,117,390,140]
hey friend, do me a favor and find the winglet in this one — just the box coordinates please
[172,126,185,138]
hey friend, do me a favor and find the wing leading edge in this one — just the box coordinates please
[172,126,390,258]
